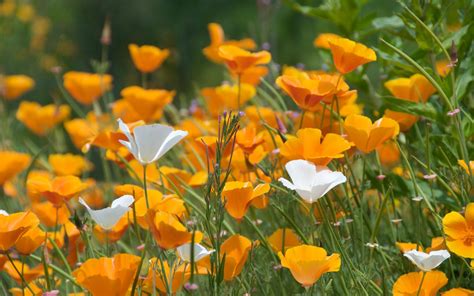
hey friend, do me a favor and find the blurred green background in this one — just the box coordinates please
[1,0,399,106]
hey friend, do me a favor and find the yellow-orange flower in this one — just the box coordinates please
[279,128,352,166]
[30,201,70,227]
[222,181,270,220]
[94,215,129,244]
[2,74,35,100]
[344,115,399,153]
[393,271,448,296]
[128,44,169,73]
[4,260,45,283]
[328,37,376,74]
[267,228,301,253]
[16,101,70,136]
[0,211,39,251]
[218,45,271,74]
[442,203,474,258]
[313,33,342,49]
[27,175,88,206]
[48,153,92,176]
[202,22,256,63]
[384,74,436,131]
[435,59,452,78]
[376,141,400,167]
[63,71,112,105]
[0,151,30,185]
[442,288,474,296]
[278,245,341,287]
[232,65,268,86]
[14,225,45,255]
[458,160,473,175]
[146,210,195,249]
[73,253,141,296]
[201,83,256,117]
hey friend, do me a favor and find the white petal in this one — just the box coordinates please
[421,250,450,270]
[313,171,347,197]
[295,188,318,203]
[133,124,174,164]
[79,197,131,230]
[177,243,215,262]
[0,209,9,216]
[153,130,188,162]
[278,177,296,190]
[111,195,135,208]
[284,159,317,189]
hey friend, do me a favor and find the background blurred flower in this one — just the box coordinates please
[1,75,34,100]
[0,151,30,185]
[63,71,112,105]
[128,44,169,73]
[16,102,70,136]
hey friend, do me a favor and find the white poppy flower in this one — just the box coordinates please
[278,159,347,203]
[177,243,215,262]
[118,118,188,165]
[79,195,134,230]
[403,249,450,271]
[0,210,8,216]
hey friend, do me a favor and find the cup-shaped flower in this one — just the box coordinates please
[27,175,88,207]
[177,243,215,262]
[118,118,188,165]
[93,215,129,243]
[146,210,196,249]
[313,33,342,49]
[267,228,301,253]
[218,45,271,74]
[328,37,376,74]
[222,181,270,220]
[73,253,141,296]
[442,202,474,258]
[63,71,112,105]
[221,234,252,281]
[16,102,70,136]
[48,153,92,176]
[0,151,30,185]
[4,260,45,283]
[279,128,351,166]
[403,250,450,271]
[442,288,474,296]
[393,271,448,296]
[0,211,39,251]
[279,159,346,203]
[79,195,134,230]
[2,74,35,100]
[278,245,341,287]
[128,44,170,73]
[14,225,45,255]
[201,83,256,117]
[344,115,399,154]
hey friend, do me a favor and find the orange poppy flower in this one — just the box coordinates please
[94,215,129,244]
[393,271,448,296]
[442,202,474,258]
[127,159,160,182]
[4,260,45,283]
[222,181,270,220]
[48,154,92,176]
[14,225,45,255]
[328,37,376,74]
[0,211,39,251]
[232,65,269,86]
[244,105,279,129]
[128,44,169,73]
[64,114,100,151]
[267,228,301,253]
[30,201,70,227]
[278,245,341,287]
[9,282,43,296]
[236,123,264,153]
[279,128,352,166]
[113,86,175,123]
[442,288,474,296]
[218,45,271,75]
[16,101,70,136]
[201,83,256,117]
[435,59,452,78]
[202,22,256,63]
[27,175,88,206]
[2,74,35,100]
[344,115,399,153]
[0,151,30,185]
[376,141,400,167]
[458,160,473,175]
[133,191,186,229]
[73,253,141,296]
[63,71,112,105]
[313,33,342,49]
[146,210,195,249]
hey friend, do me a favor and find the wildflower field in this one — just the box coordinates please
[0,0,473,295]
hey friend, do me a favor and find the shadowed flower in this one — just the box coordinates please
[128,44,170,73]
[344,115,399,153]
[30,201,70,227]
[393,271,448,296]
[79,195,134,230]
[146,210,197,249]
[14,225,45,255]
[328,37,376,74]
[2,74,35,100]
[63,71,112,105]
[203,22,256,63]
[267,228,301,253]
[403,250,450,271]
[376,141,400,167]
[0,151,30,185]
[442,203,474,258]
[232,65,268,86]
[222,181,270,220]
[279,159,346,203]
[73,253,141,296]
[118,118,188,165]
[0,211,39,251]
[218,45,271,74]
[278,245,341,287]
[435,59,452,78]
[279,128,352,166]
[93,215,129,244]
[4,260,45,283]
[16,102,70,136]
[48,154,92,176]
[201,83,256,117]
[27,175,88,206]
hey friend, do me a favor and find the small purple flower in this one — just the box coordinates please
[262,42,271,50]
[276,115,287,134]
[184,282,199,291]
[43,290,60,296]
[447,108,460,116]
[376,174,386,181]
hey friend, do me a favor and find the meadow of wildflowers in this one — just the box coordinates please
[0,0,473,295]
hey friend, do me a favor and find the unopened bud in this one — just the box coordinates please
[101,17,111,46]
